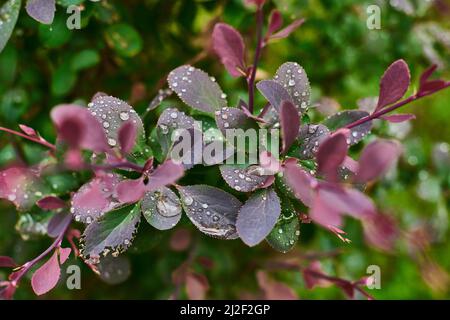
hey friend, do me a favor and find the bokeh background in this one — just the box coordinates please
[1,0,450,299]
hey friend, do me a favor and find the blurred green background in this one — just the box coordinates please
[1,0,449,299]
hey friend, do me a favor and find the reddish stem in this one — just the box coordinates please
[345,82,450,130]
[247,7,264,114]
[0,127,56,151]
[11,217,71,287]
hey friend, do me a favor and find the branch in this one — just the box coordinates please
[10,216,72,288]
[0,127,56,151]
[345,82,450,130]
[247,7,265,114]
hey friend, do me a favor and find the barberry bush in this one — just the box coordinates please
[1,0,450,299]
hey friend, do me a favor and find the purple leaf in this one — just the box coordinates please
[257,271,298,300]
[317,132,349,181]
[19,124,37,136]
[71,173,121,224]
[419,80,447,94]
[25,0,55,24]
[59,247,71,264]
[355,140,401,183]
[239,99,266,123]
[269,19,305,40]
[260,150,281,175]
[31,251,61,296]
[283,159,316,206]
[146,159,184,191]
[157,107,196,157]
[237,188,281,247]
[245,0,265,7]
[47,212,72,238]
[297,124,330,160]
[116,178,147,204]
[419,64,438,87]
[186,272,209,300]
[215,106,258,135]
[177,185,241,240]
[323,110,372,145]
[88,95,144,149]
[316,97,341,116]
[0,256,16,268]
[36,196,65,210]
[363,213,398,252]
[0,166,47,211]
[256,80,292,111]
[118,121,138,154]
[310,193,342,228]
[267,10,283,37]
[147,88,173,112]
[51,104,109,152]
[274,62,311,113]
[168,65,227,113]
[220,164,268,192]
[380,113,416,123]
[117,160,184,204]
[142,187,182,230]
[212,23,246,78]
[80,204,141,264]
[376,59,411,112]
[280,100,300,153]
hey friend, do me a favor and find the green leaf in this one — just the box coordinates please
[38,14,72,48]
[51,63,77,96]
[266,197,300,253]
[80,204,141,264]
[70,49,100,71]
[105,23,143,57]
[0,0,21,53]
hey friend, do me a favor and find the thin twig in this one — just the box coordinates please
[344,82,450,130]
[247,7,265,114]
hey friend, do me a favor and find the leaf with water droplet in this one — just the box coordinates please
[219,164,268,192]
[26,0,55,25]
[177,185,241,240]
[147,88,173,112]
[0,166,50,211]
[81,204,141,264]
[96,255,131,285]
[142,187,182,230]
[0,0,21,53]
[237,188,281,247]
[71,173,121,224]
[168,65,227,113]
[295,124,330,159]
[256,80,292,112]
[274,62,311,113]
[266,198,299,253]
[156,107,196,158]
[215,106,258,135]
[323,110,372,145]
[88,95,144,150]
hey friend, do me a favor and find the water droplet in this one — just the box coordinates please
[278,229,283,234]
[103,121,110,128]
[202,203,208,209]
[221,93,227,99]
[170,112,178,119]
[288,79,296,87]
[108,138,117,146]
[184,196,193,206]
[172,82,178,88]
[120,112,130,121]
